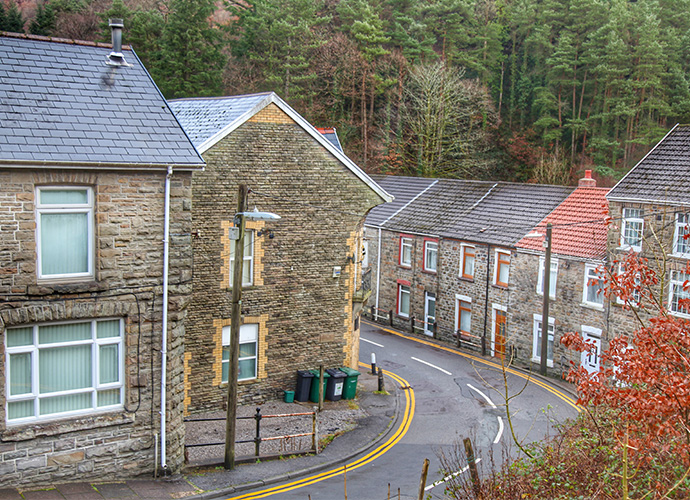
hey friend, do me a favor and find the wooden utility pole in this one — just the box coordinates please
[464,437,480,497]
[224,184,248,469]
[417,458,430,500]
[540,223,553,376]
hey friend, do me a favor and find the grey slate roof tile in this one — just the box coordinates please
[367,175,573,247]
[0,34,203,168]
[608,125,690,205]
[365,175,438,227]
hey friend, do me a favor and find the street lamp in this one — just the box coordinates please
[225,184,280,470]
[525,222,552,376]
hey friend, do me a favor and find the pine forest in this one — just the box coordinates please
[4,0,690,185]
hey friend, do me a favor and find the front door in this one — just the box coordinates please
[424,292,436,337]
[494,308,507,359]
[581,326,602,374]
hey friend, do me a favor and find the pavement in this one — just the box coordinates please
[0,324,578,500]
[0,370,400,500]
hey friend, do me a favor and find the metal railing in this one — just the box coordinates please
[184,408,318,463]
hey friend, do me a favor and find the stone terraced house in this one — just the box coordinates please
[0,32,204,486]
[364,175,574,367]
[510,171,610,376]
[606,125,690,333]
[168,93,391,414]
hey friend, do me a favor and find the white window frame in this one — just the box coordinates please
[5,318,124,425]
[35,186,94,280]
[620,208,644,252]
[615,263,641,307]
[423,240,438,273]
[536,257,559,299]
[669,270,690,318]
[399,237,413,267]
[494,249,511,287]
[398,283,411,317]
[460,244,475,279]
[455,294,472,337]
[532,313,555,367]
[582,264,605,309]
[230,229,254,287]
[222,323,259,382]
[672,212,690,257]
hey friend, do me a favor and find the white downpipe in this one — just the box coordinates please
[160,166,173,471]
[375,227,382,312]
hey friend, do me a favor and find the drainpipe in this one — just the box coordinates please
[160,166,173,472]
[375,227,382,312]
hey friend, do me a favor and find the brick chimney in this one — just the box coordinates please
[578,169,597,188]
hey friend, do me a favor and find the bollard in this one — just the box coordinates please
[371,352,377,375]
[481,335,487,356]
[377,367,385,392]
[433,321,438,338]
[389,309,394,326]
[410,315,415,333]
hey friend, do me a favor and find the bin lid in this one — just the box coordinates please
[326,368,346,378]
[297,370,314,378]
[339,367,360,376]
[308,369,330,378]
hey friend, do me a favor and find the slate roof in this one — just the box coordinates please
[169,93,392,202]
[366,175,438,227]
[517,186,610,260]
[0,33,204,168]
[608,124,690,206]
[366,175,574,247]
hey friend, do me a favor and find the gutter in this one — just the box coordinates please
[0,160,204,171]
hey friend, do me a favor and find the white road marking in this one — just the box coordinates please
[411,357,452,375]
[425,459,482,491]
[467,384,504,444]
[361,338,384,347]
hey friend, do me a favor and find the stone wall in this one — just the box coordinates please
[0,168,193,487]
[185,104,383,413]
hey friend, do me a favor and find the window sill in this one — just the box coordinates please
[459,276,474,282]
[30,280,104,295]
[398,264,412,270]
[617,246,641,253]
[581,302,605,312]
[492,283,509,290]
[3,410,134,441]
[422,269,437,275]
[669,310,690,320]
[670,252,690,260]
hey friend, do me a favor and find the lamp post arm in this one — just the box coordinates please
[225,184,248,469]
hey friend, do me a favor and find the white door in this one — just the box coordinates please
[424,292,436,337]
[581,326,602,374]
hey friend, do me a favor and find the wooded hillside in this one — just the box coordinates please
[5,0,690,184]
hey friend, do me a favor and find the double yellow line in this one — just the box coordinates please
[225,368,415,500]
[363,320,581,413]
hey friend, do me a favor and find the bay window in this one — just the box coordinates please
[6,319,123,423]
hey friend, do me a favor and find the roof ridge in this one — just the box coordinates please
[1,30,130,50]
[169,92,274,103]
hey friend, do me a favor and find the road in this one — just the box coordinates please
[227,320,579,499]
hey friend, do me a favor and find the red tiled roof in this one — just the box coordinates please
[516,186,609,260]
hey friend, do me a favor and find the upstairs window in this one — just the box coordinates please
[673,213,690,257]
[537,258,559,299]
[615,263,641,307]
[620,208,644,252]
[399,237,413,267]
[494,250,510,287]
[583,264,605,308]
[36,187,94,280]
[424,240,438,273]
[229,230,254,287]
[460,245,475,280]
[5,319,123,424]
[669,270,690,318]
